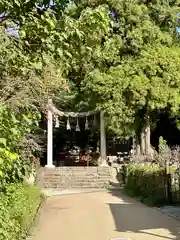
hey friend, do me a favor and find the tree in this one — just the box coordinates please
[0,0,69,24]
[67,0,180,155]
[0,0,71,77]
[1,0,180,161]
[84,45,180,154]
[0,26,69,110]
[0,1,71,179]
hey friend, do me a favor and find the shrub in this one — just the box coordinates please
[0,183,44,240]
[124,163,167,206]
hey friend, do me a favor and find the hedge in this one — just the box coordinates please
[124,163,167,206]
[0,183,44,240]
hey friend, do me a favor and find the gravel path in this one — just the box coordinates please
[30,189,180,240]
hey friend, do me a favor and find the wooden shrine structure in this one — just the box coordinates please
[46,99,107,167]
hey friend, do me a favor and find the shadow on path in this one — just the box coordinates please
[108,189,180,240]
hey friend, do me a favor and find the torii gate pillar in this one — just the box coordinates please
[100,111,108,166]
[45,99,55,168]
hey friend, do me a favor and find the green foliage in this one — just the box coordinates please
[158,137,169,166]
[0,183,44,240]
[0,105,41,187]
[0,0,72,189]
[159,137,167,152]
[0,0,180,180]
[71,0,180,136]
[153,136,171,167]
[0,106,38,149]
[84,46,180,136]
[0,148,19,185]
[0,0,69,22]
[1,0,180,132]
[0,26,69,108]
[124,163,167,206]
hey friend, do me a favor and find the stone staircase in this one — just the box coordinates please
[37,166,112,189]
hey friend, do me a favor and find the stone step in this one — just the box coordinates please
[38,166,112,189]
[43,169,109,172]
[43,177,110,181]
[43,174,100,177]
[43,182,110,188]
[44,181,110,185]
[44,184,110,189]
[44,186,109,189]
[44,170,99,172]
[44,177,110,181]
[44,183,110,187]
[43,167,98,171]
[44,176,110,179]
[44,182,110,187]
[45,170,99,172]
[44,184,109,189]
[44,179,110,183]
[44,170,111,174]
[44,175,110,179]
[43,167,109,172]
[44,180,109,183]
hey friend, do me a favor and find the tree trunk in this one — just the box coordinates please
[140,130,145,155]
[136,135,141,156]
[144,114,151,155]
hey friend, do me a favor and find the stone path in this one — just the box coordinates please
[29,189,180,240]
[156,206,180,222]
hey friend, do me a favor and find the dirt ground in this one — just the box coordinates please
[29,189,180,240]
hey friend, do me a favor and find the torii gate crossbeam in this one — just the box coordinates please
[45,99,107,167]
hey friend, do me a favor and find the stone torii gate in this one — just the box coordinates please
[46,99,107,168]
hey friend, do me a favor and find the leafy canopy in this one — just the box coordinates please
[68,0,180,136]
[84,46,180,135]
